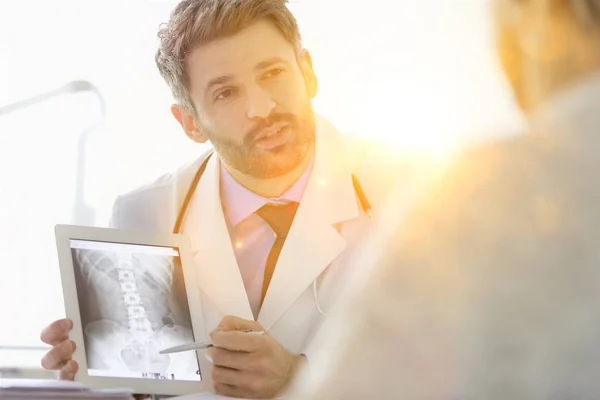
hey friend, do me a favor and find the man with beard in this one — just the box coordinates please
[38,0,431,398]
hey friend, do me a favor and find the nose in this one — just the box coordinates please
[246,84,276,120]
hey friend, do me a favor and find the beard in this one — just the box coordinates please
[203,104,316,179]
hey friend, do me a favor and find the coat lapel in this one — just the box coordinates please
[257,118,361,330]
[181,154,254,321]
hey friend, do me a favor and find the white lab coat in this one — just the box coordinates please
[109,116,429,358]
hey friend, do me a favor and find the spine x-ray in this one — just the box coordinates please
[71,242,201,381]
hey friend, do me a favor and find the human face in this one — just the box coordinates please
[183,20,317,179]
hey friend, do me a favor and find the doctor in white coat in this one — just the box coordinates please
[39,0,431,398]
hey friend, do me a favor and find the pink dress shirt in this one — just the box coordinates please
[219,161,313,319]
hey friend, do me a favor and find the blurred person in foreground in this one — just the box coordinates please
[289,0,600,398]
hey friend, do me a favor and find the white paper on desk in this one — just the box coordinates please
[0,379,88,391]
[172,392,283,400]
[0,379,134,399]
[171,392,243,400]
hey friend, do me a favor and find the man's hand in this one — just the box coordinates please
[208,316,304,399]
[40,318,79,380]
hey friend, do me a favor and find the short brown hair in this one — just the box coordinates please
[155,0,302,113]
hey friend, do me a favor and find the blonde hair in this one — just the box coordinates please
[155,0,302,114]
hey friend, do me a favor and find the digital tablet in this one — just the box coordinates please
[54,225,212,396]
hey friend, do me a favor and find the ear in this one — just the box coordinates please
[298,49,318,99]
[171,104,208,143]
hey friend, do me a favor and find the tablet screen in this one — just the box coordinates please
[69,239,202,382]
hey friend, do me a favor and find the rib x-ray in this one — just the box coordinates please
[70,240,201,381]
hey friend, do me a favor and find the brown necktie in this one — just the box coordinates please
[255,202,299,306]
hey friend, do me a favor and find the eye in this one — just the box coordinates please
[214,88,236,101]
[263,68,284,80]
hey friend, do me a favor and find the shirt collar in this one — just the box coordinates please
[220,158,313,228]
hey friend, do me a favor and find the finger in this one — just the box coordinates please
[41,340,76,370]
[213,383,249,399]
[211,365,243,386]
[40,318,73,346]
[210,330,264,352]
[58,360,78,380]
[208,347,249,370]
[215,316,263,332]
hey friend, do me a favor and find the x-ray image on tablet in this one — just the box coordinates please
[70,239,200,381]
[56,225,211,396]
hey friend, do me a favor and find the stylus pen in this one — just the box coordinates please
[158,330,265,354]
